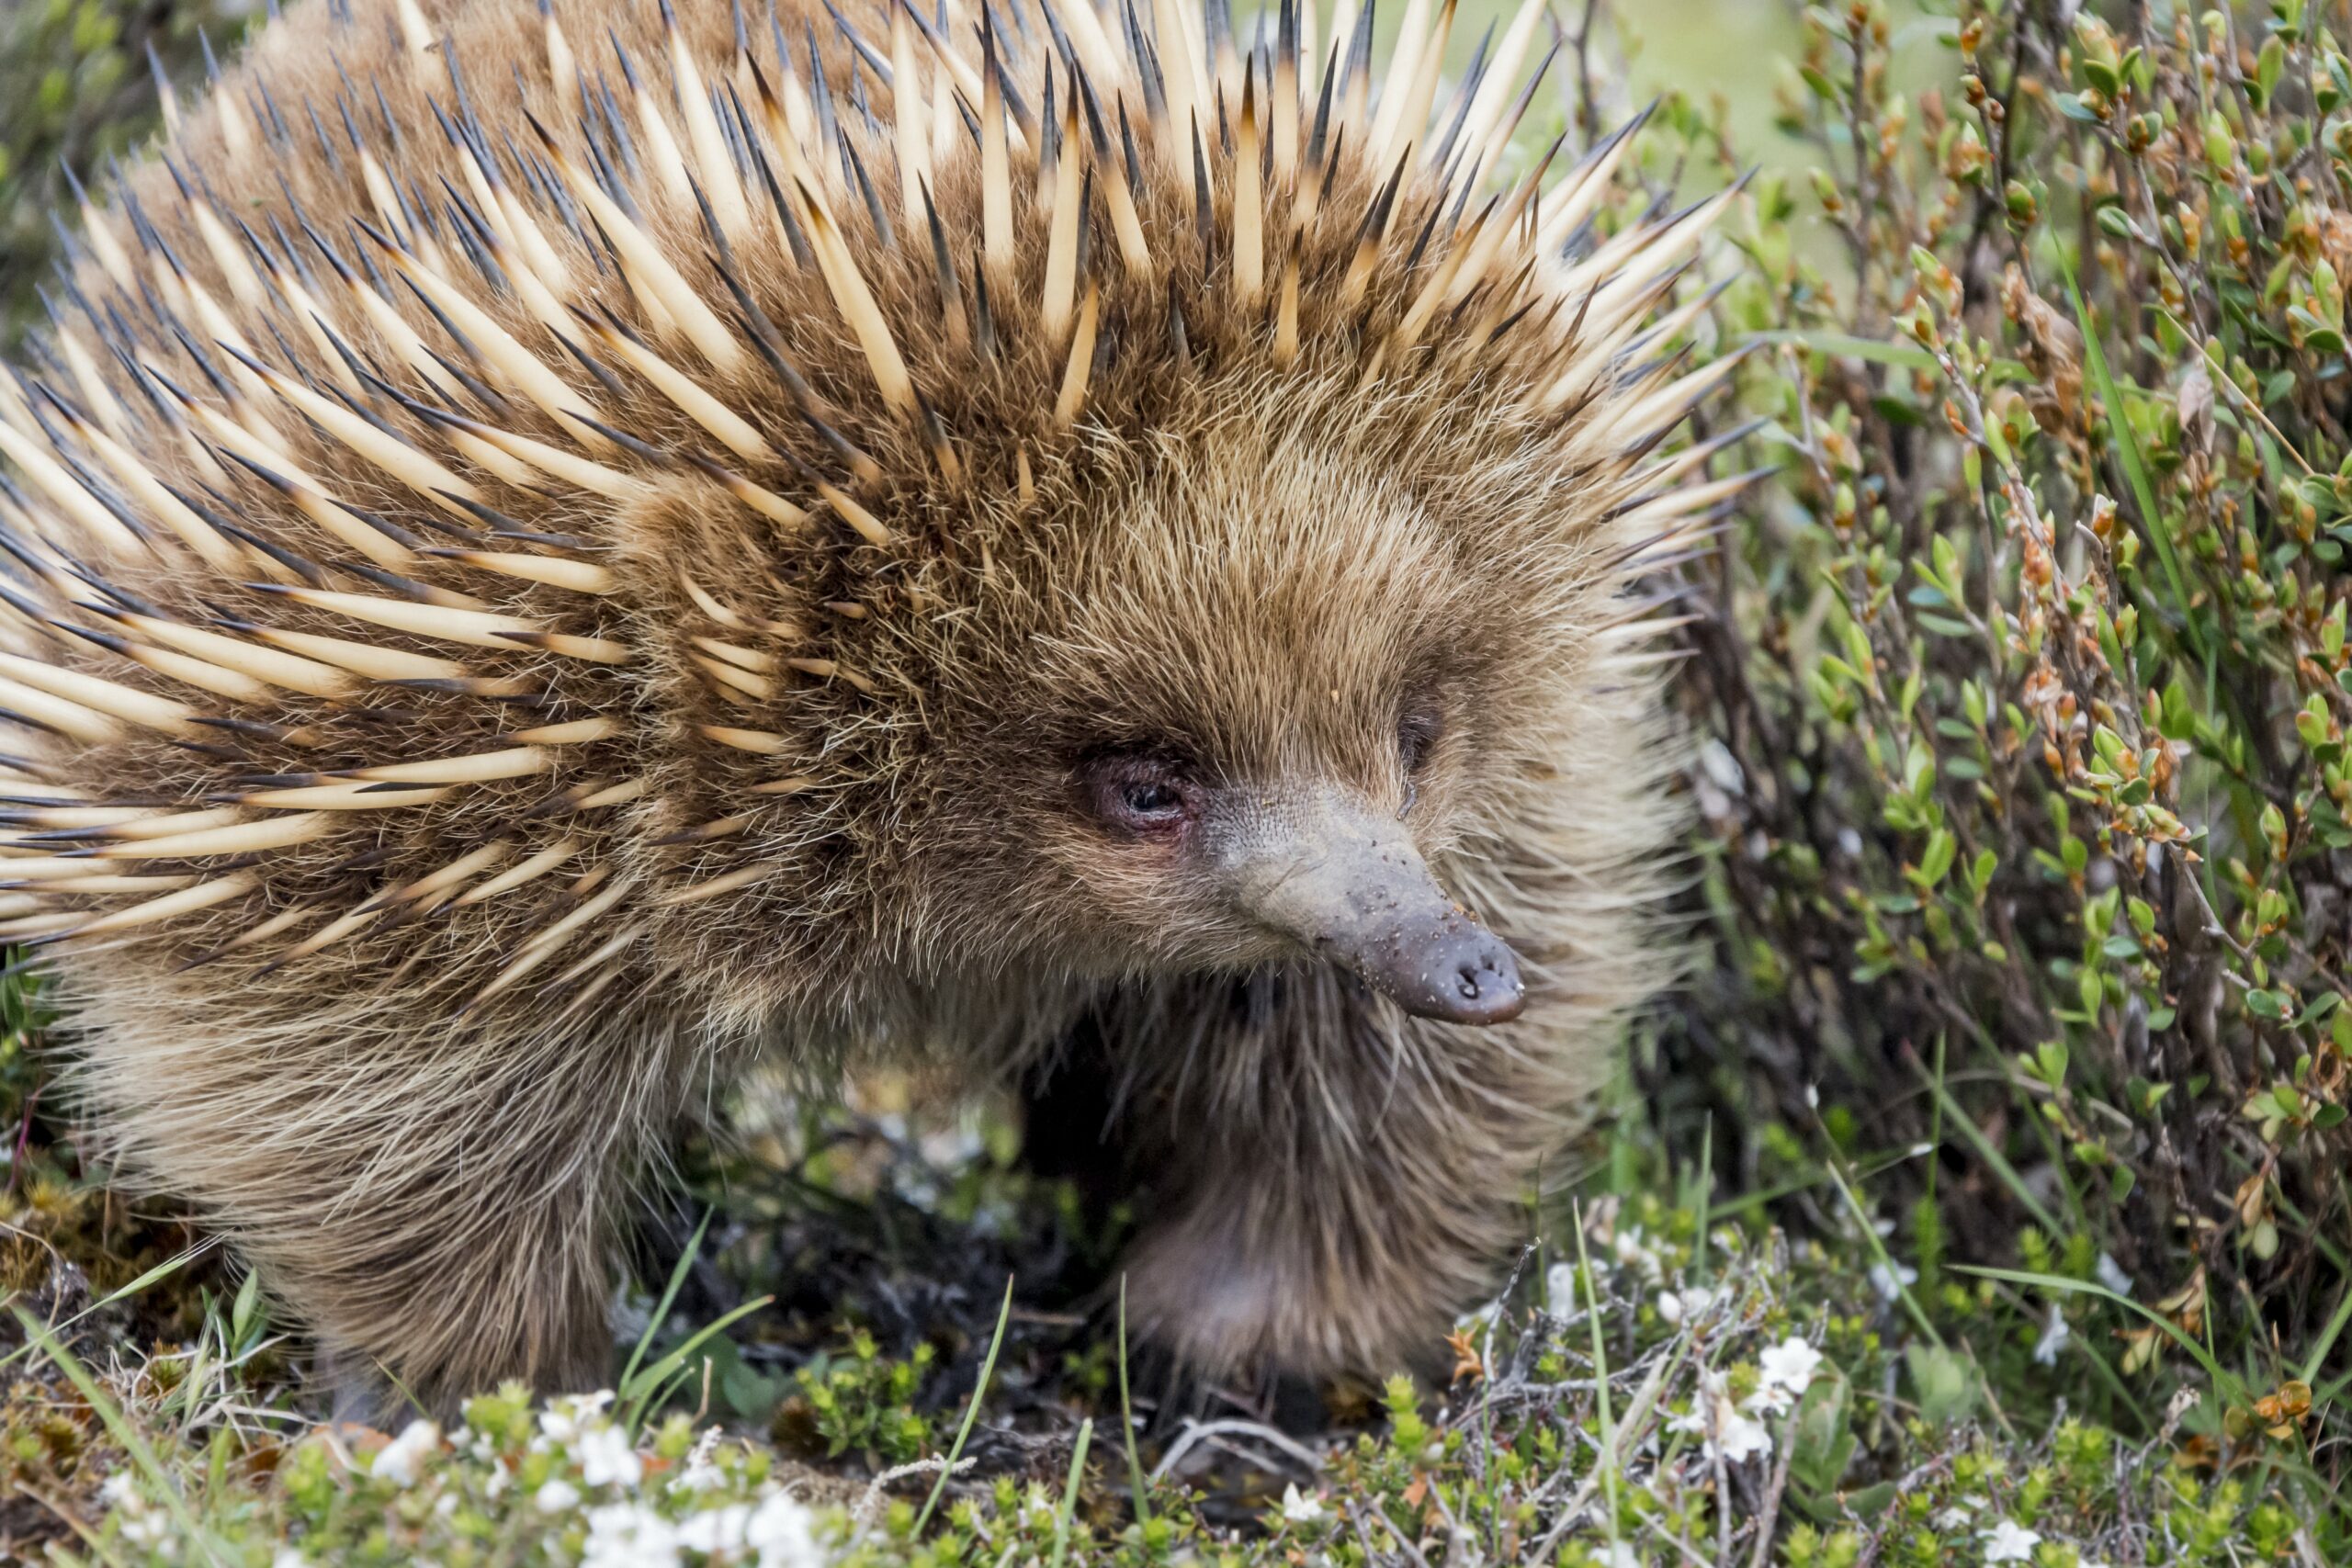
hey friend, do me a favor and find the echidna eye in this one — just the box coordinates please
[1078,750,1195,834]
[1123,781,1181,815]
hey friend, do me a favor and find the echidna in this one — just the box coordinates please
[0,0,1744,1415]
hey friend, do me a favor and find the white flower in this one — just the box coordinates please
[1758,1337,1824,1398]
[1868,1260,1919,1302]
[1280,1483,1326,1525]
[370,1419,442,1487]
[1668,1372,1772,1464]
[272,1551,309,1568]
[676,1505,751,1554]
[745,1492,823,1568]
[671,1427,726,1494]
[578,1423,644,1488]
[2095,1253,2133,1296]
[1611,1226,1667,1281]
[1742,1382,1796,1417]
[103,1467,172,1551]
[1657,1286,1713,1325]
[539,1390,617,1445]
[582,1502,680,1568]
[1545,1261,1579,1314]
[1697,739,1746,795]
[1981,1519,2041,1562]
[1600,1545,1643,1568]
[2032,1303,2071,1366]
[1933,1506,1975,1530]
[119,1510,175,1548]
[536,1479,582,1513]
[1713,1407,1772,1463]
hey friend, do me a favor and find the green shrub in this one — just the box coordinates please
[786,1331,935,1465]
[1669,0,2349,1439]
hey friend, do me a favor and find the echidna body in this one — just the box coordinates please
[0,0,1739,1411]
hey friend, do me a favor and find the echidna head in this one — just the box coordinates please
[913,396,1576,1026]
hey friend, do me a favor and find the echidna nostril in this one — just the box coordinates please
[1457,964,1484,999]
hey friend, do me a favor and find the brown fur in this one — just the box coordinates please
[0,0,1725,1412]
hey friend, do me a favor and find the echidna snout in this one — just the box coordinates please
[1169,779,1526,1025]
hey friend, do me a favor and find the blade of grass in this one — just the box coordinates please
[619,1208,713,1393]
[1961,1259,2152,1428]
[619,1293,775,1434]
[1570,1203,1622,1562]
[2005,1068,2091,1237]
[2067,1318,2154,1432]
[1116,1277,1150,1529]
[1528,1323,1690,1565]
[1925,1034,1946,1214]
[2317,1367,2352,1410]
[1692,1112,1714,1283]
[1918,1033,1951,1293]
[1048,1417,1094,1568]
[1825,1160,1946,1352]
[2257,1175,2350,1278]
[377,1359,426,1422]
[914,1273,1014,1535]
[1954,1265,2248,1404]
[2300,1280,2352,1389]
[1705,1144,1938,1221]
[15,1306,227,1565]
[31,1487,129,1567]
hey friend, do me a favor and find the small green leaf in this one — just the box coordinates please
[1905,1344,1978,1427]
[1790,1367,1856,1495]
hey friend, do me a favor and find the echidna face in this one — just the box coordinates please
[933,417,1530,1024]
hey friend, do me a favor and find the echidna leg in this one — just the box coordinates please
[63,975,689,1419]
[1103,966,1583,1386]
[280,1130,628,1423]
